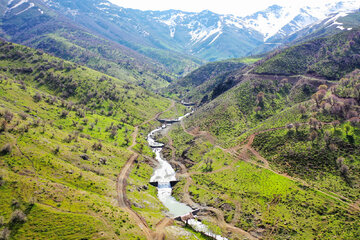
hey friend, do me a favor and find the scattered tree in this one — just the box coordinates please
[60,110,69,119]
[204,158,213,172]
[99,157,107,165]
[332,120,340,130]
[53,145,60,154]
[299,105,307,118]
[256,92,265,108]
[312,90,326,108]
[18,112,28,120]
[33,92,42,102]
[2,110,14,123]
[0,143,12,156]
[309,131,318,144]
[9,209,27,225]
[92,142,103,151]
[336,157,345,168]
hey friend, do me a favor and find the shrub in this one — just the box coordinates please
[33,92,42,102]
[0,175,4,187]
[60,110,69,118]
[54,145,60,154]
[18,112,28,120]
[0,120,7,133]
[336,157,345,168]
[92,142,103,151]
[340,164,350,178]
[9,209,26,225]
[2,110,13,123]
[82,118,88,125]
[99,157,107,165]
[110,128,117,139]
[80,154,89,160]
[0,143,12,155]
[0,227,10,240]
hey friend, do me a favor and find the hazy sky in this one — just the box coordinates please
[108,0,347,16]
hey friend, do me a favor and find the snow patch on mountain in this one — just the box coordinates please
[189,20,223,45]
[7,0,28,11]
[324,12,348,25]
[225,17,244,29]
[156,13,187,38]
[15,2,34,15]
[99,2,110,7]
[243,1,360,41]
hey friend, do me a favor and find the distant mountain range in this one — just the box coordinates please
[1,0,359,62]
[40,0,359,61]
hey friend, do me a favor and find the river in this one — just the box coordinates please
[147,112,228,240]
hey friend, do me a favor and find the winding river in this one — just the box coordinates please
[147,112,228,240]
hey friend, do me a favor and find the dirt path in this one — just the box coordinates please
[116,100,175,240]
[165,124,255,239]
[180,118,357,211]
[154,218,174,240]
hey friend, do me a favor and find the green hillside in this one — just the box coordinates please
[0,1,201,90]
[169,66,360,240]
[1,2,360,240]
[253,29,360,79]
[0,40,181,239]
[166,57,260,103]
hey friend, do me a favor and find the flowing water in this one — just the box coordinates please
[147,113,228,240]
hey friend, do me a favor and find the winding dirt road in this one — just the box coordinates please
[116,100,175,240]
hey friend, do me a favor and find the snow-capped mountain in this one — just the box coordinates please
[4,0,360,61]
[243,1,360,42]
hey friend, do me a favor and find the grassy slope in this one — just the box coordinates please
[168,31,360,239]
[29,31,172,90]
[252,70,360,201]
[0,2,196,90]
[166,57,260,103]
[169,124,360,239]
[0,40,176,239]
[185,74,329,147]
[253,29,360,79]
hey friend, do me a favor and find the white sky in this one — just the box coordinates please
[108,0,348,16]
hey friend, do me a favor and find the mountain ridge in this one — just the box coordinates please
[40,0,360,61]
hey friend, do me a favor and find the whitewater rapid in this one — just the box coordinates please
[147,112,228,240]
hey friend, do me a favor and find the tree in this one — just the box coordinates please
[312,90,326,108]
[60,110,69,118]
[286,123,294,135]
[336,157,345,168]
[332,120,340,130]
[309,131,318,144]
[204,158,213,172]
[299,105,307,118]
[0,143,12,156]
[329,143,338,152]
[53,145,60,154]
[318,84,328,91]
[345,125,351,136]
[3,110,14,123]
[324,131,332,147]
[294,122,301,133]
[110,128,117,139]
[256,92,265,108]
[33,92,42,102]
[9,209,27,225]
[340,164,349,178]
[309,118,319,129]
